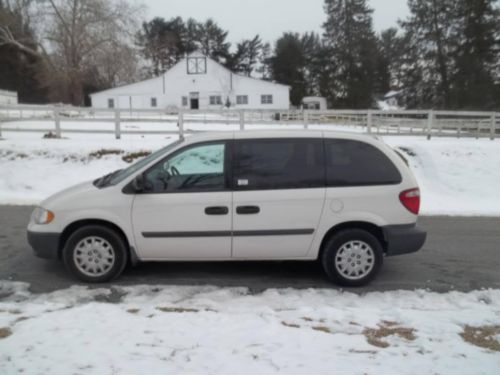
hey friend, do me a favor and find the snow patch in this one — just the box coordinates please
[0,282,499,374]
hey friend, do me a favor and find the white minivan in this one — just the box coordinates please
[27,130,426,286]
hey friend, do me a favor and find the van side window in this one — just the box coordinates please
[143,143,226,193]
[325,139,401,186]
[233,139,324,190]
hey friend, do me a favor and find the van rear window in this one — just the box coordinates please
[325,139,401,187]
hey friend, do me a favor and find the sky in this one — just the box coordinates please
[145,0,409,45]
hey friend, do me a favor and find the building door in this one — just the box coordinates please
[190,98,199,109]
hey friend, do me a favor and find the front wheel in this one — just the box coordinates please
[321,229,383,287]
[62,225,128,283]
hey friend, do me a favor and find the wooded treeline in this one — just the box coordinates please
[1,0,499,109]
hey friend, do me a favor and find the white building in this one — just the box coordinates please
[0,89,18,105]
[90,52,290,110]
[302,96,327,110]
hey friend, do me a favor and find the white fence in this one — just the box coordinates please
[0,104,499,140]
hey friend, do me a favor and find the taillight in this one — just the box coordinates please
[399,188,420,214]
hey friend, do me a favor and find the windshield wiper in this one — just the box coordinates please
[94,169,122,188]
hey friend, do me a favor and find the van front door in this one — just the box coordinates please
[231,137,326,259]
[131,141,232,260]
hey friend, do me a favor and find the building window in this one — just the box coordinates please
[236,95,248,105]
[182,96,188,106]
[108,98,114,108]
[261,95,273,104]
[210,95,222,105]
[151,97,157,107]
[187,57,207,74]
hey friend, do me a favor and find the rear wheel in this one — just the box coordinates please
[321,229,383,287]
[62,225,128,283]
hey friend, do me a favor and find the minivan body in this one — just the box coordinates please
[27,130,426,286]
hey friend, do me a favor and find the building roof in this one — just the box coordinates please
[90,54,289,97]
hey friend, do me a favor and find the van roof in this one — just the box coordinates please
[182,129,378,143]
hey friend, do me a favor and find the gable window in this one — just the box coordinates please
[236,95,248,105]
[187,57,207,74]
[182,96,188,106]
[261,95,273,104]
[151,97,157,107]
[209,95,222,105]
[108,98,114,108]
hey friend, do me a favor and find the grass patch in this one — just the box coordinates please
[460,325,500,352]
[156,306,199,313]
[281,321,300,329]
[122,150,151,163]
[363,321,416,348]
[312,325,331,333]
[0,327,12,339]
[89,149,123,159]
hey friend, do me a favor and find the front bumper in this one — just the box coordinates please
[382,224,426,256]
[27,231,61,259]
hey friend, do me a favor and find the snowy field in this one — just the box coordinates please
[0,282,499,374]
[0,125,499,215]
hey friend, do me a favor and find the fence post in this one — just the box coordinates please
[367,110,372,134]
[304,110,309,129]
[490,113,496,140]
[54,109,61,138]
[114,110,121,139]
[178,110,184,140]
[239,110,245,130]
[426,110,433,140]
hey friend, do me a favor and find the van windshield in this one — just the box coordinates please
[94,139,183,188]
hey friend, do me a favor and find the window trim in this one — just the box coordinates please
[261,95,273,105]
[231,138,326,191]
[209,95,222,106]
[134,140,232,194]
[236,95,248,105]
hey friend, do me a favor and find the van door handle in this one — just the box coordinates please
[236,206,260,214]
[205,206,229,215]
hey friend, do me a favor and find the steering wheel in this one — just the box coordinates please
[171,166,180,176]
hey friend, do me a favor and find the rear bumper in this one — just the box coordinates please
[27,231,61,259]
[382,224,426,256]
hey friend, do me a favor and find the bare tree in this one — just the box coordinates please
[0,0,143,105]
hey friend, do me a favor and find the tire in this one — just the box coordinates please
[62,225,128,283]
[321,229,383,287]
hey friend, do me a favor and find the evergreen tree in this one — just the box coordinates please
[323,0,378,108]
[400,0,459,108]
[452,0,500,109]
[194,19,231,64]
[137,17,195,76]
[269,33,308,106]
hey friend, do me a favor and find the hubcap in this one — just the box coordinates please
[73,236,115,277]
[334,240,375,280]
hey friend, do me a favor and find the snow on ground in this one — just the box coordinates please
[0,126,499,215]
[0,282,499,374]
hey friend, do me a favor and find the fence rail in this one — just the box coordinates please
[0,105,499,140]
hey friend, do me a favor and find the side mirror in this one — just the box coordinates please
[131,174,145,193]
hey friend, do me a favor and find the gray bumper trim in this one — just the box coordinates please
[382,224,426,256]
[27,231,61,259]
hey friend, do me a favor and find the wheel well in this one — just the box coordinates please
[318,221,387,259]
[58,219,130,260]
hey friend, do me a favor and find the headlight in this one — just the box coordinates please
[31,207,55,225]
